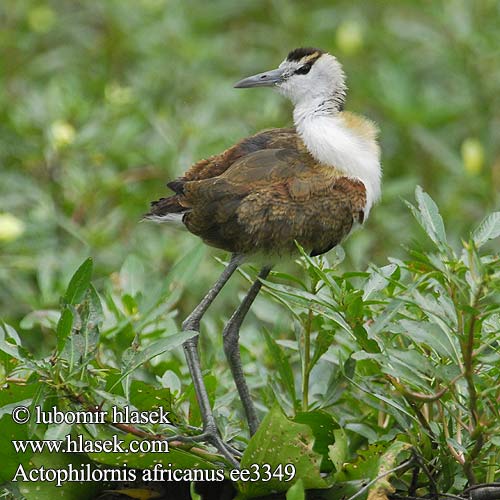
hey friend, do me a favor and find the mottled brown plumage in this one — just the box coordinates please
[147,127,366,257]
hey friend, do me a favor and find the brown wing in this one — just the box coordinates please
[180,148,366,256]
[146,128,297,220]
[172,127,297,186]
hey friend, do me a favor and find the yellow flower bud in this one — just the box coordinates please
[0,213,25,242]
[461,138,484,175]
[336,21,364,55]
[50,121,76,149]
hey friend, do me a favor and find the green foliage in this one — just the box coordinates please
[1,188,498,499]
[1,0,499,329]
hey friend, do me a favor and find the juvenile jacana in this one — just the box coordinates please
[146,47,381,463]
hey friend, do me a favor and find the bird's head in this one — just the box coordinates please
[234,47,346,111]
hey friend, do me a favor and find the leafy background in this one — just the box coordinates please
[0,0,500,498]
[1,0,499,329]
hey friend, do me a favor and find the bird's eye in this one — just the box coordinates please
[295,64,312,75]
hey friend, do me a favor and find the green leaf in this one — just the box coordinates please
[0,323,34,363]
[286,479,305,500]
[113,330,198,388]
[363,264,397,300]
[0,415,32,484]
[130,380,172,413]
[87,284,104,329]
[20,309,59,330]
[366,440,412,500]
[407,186,447,250]
[0,383,38,483]
[472,212,500,248]
[329,429,349,474]
[187,373,216,428]
[263,329,296,407]
[335,442,388,483]
[294,410,339,472]
[63,258,93,305]
[261,280,352,333]
[310,328,335,368]
[397,319,459,361]
[56,307,73,353]
[239,406,327,497]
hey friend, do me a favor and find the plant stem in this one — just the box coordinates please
[461,276,485,485]
[302,308,313,411]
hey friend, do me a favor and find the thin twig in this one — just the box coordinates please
[385,373,463,403]
[345,459,413,500]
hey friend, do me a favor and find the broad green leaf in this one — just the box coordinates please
[472,212,500,248]
[286,479,305,500]
[75,284,103,359]
[130,380,172,413]
[239,406,327,497]
[367,300,404,338]
[63,258,93,305]
[294,410,339,472]
[336,442,387,482]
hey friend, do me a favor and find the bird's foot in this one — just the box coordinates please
[167,426,242,466]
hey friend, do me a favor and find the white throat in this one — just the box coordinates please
[293,102,381,216]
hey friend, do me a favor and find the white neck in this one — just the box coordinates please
[293,101,381,216]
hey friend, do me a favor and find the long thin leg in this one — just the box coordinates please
[222,266,271,436]
[180,253,243,465]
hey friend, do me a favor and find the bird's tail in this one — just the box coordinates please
[143,195,188,224]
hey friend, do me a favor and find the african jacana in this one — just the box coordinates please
[146,47,381,464]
